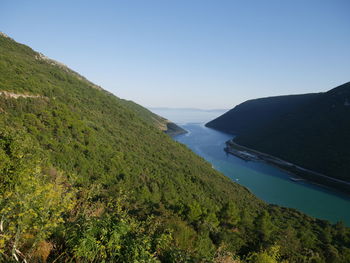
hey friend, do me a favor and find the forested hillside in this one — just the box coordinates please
[119,99,186,136]
[205,93,320,135]
[207,83,350,185]
[1,33,350,262]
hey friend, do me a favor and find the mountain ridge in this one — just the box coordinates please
[206,93,321,135]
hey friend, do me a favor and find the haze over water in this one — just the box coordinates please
[151,108,350,226]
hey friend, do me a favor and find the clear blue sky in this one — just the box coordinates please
[1,0,350,109]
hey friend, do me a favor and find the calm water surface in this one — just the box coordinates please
[151,108,350,225]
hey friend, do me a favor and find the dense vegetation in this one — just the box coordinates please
[1,33,350,262]
[119,99,186,136]
[207,83,350,185]
[205,94,320,135]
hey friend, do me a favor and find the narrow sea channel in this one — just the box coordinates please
[151,108,350,225]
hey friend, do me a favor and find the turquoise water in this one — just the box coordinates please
[174,123,350,225]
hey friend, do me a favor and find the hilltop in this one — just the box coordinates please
[206,93,320,135]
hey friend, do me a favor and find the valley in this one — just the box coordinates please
[207,83,350,192]
[1,33,350,262]
[172,122,350,226]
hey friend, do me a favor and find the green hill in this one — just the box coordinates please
[205,93,320,135]
[119,99,186,136]
[207,83,350,188]
[1,33,350,262]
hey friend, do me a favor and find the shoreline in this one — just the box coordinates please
[225,139,350,195]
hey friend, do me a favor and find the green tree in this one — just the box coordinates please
[0,131,75,262]
[220,202,240,226]
[254,211,274,245]
[247,245,286,263]
[187,201,202,223]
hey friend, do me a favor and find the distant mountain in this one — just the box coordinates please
[150,108,228,124]
[150,107,228,112]
[207,82,350,185]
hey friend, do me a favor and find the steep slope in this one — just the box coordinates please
[1,33,350,262]
[207,83,350,187]
[206,93,320,135]
[235,83,350,183]
[119,99,186,136]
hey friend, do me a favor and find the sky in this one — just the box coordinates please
[1,0,350,109]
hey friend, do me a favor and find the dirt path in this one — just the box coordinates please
[0,91,46,99]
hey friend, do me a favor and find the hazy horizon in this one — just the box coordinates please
[148,106,229,111]
[2,0,350,109]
